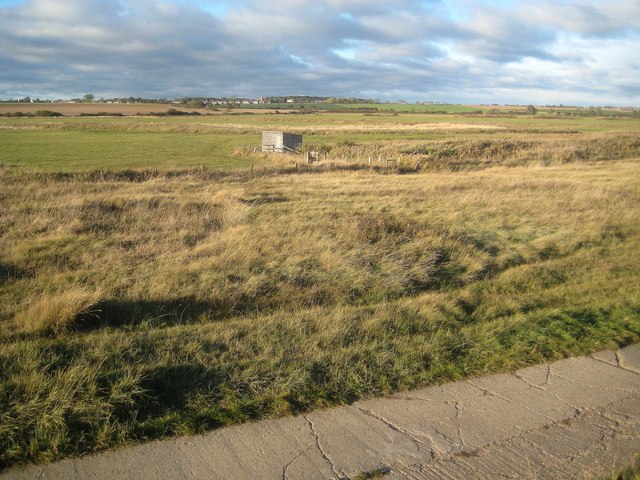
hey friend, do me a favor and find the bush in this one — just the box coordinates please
[34,110,63,117]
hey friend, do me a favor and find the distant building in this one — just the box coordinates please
[261,131,303,154]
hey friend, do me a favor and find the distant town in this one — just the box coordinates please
[1,95,635,112]
[0,95,433,106]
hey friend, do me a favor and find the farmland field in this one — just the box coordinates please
[1,110,639,469]
[0,102,215,116]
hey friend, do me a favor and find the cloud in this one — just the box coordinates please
[0,0,638,104]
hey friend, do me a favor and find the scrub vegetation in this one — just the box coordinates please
[1,110,639,469]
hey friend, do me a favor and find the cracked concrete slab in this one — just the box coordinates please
[618,343,640,374]
[356,393,461,455]
[514,355,640,410]
[389,395,640,480]
[2,344,640,480]
[303,405,433,478]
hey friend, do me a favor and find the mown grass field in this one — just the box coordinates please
[0,129,257,171]
[1,111,639,470]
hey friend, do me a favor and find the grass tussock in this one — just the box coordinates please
[0,159,639,470]
[16,288,101,335]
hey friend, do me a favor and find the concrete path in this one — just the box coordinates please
[3,344,640,480]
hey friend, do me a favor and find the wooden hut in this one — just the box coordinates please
[261,131,303,153]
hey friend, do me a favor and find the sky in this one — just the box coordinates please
[0,0,638,105]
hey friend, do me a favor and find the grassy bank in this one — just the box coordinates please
[1,159,639,468]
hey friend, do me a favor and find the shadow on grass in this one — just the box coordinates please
[132,363,294,438]
[0,262,35,285]
[75,297,250,331]
[139,364,217,410]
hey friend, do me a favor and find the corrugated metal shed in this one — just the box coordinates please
[261,131,303,153]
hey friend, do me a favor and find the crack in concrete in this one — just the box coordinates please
[512,372,581,412]
[358,402,460,456]
[35,468,45,480]
[381,386,639,479]
[543,365,551,387]
[590,354,619,368]
[537,404,631,467]
[391,395,440,402]
[614,352,623,368]
[396,398,637,480]
[467,380,556,423]
[560,417,617,473]
[281,444,314,480]
[430,426,458,449]
[446,400,465,448]
[587,351,640,376]
[579,415,612,444]
[302,414,344,480]
[617,350,640,374]
[355,406,435,458]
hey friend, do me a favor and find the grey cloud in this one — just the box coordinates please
[454,8,559,63]
[526,0,640,37]
[0,0,638,104]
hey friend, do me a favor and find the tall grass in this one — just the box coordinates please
[16,288,101,335]
[1,160,639,469]
[321,133,640,169]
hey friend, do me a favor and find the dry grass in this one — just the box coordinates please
[2,161,638,334]
[0,120,502,135]
[313,133,640,169]
[0,146,639,469]
[16,288,101,335]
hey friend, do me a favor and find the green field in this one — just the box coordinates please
[1,112,639,470]
[1,112,639,172]
[0,129,255,171]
